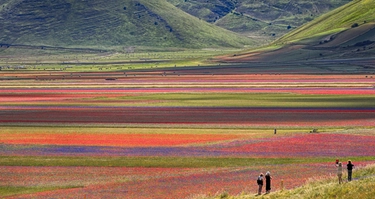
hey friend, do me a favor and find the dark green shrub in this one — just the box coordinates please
[351,23,359,28]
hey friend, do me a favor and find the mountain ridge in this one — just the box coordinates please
[0,0,255,49]
[167,0,352,41]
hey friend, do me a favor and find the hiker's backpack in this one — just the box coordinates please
[257,176,262,184]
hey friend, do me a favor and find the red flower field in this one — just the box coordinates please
[220,133,375,157]
[0,132,242,147]
[2,132,375,158]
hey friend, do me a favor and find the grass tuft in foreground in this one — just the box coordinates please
[0,186,84,198]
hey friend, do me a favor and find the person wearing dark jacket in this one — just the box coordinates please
[347,160,355,181]
[265,171,272,194]
[257,173,264,195]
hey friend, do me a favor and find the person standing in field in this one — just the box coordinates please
[265,171,272,194]
[257,173,264,195]
[336,162,343,184]
[347,160,355,182]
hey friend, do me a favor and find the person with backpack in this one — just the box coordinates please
[347,160,355,182]
[265,171,272,194]
[257,173,264,195]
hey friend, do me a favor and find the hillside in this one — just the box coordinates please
[167,0,351,42]
[276,0,375,44]
[215,0,375,63]
[0,0,255,49]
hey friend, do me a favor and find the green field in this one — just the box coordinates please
[82,93,375,108]
[1,92,373,108]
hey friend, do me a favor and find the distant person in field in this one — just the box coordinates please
[265,171,272,194]
[336,162,343,184]
[347,160,355,182]
[257,173,264,195]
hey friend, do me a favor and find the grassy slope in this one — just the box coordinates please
[138,0,256,48]
[275,0,375,44]
[208,164,375,199]
[0,0,254,49]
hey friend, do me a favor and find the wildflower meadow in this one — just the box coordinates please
[1,73,374,198]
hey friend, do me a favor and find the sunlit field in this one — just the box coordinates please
[1,69,375,198]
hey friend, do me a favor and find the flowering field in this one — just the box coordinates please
[1,106,374,127]
[0,131,242,147]
[1,74,374,128]
[2,128,375,198]
[2,160,375,199]
[1,129,375,158]
[1,73,375,198]
[0,164,336,199]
